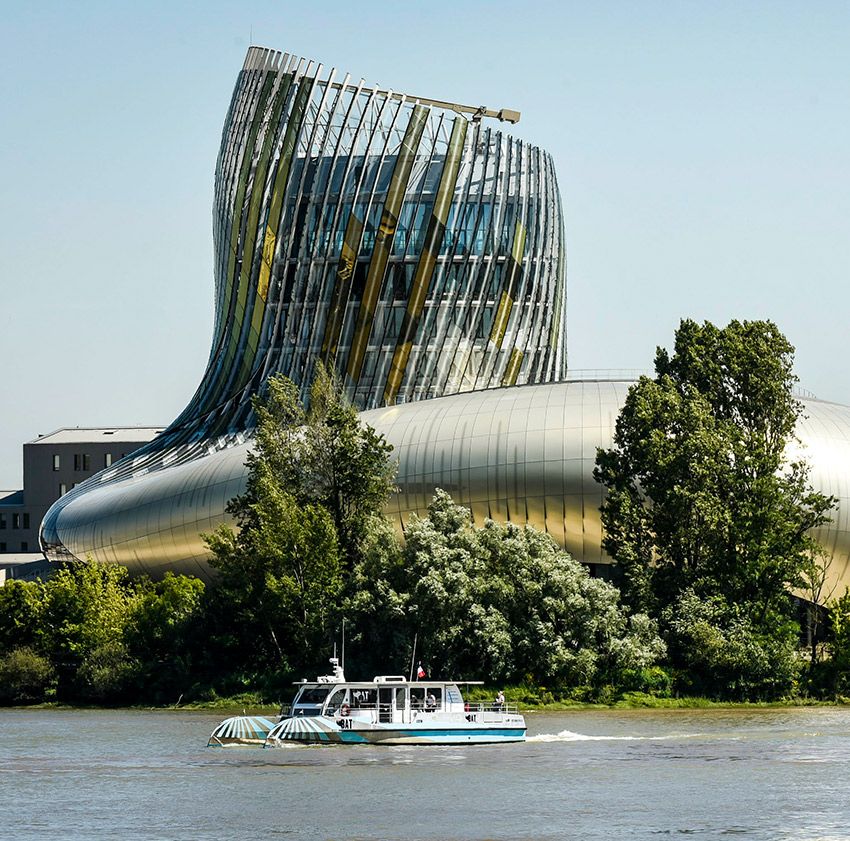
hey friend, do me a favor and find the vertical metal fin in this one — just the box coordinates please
[488,221,526,349]
[383,116,468,405]
[321,212,366,362]
[233,76,315,391]
[501,348,523,386]
[345,104,429,387]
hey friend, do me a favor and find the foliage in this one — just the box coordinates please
[76,642,138,703]
[0,561,207,705]
[247,364,396,569]
[595,319,835,698]
[202,365,395,690]
[809,589,850,697]
[39,560,136,699]
[341,516,409,678]
[393,490,665,691]
[0,647,56,703]
[0,579,45,654]
[123,573,206,703]
[205,493,342,681]
[830,590,850,679]
[664,590,800,700]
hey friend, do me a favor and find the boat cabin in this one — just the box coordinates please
[288,676,479,725]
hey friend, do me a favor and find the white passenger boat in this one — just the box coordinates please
[263,659,526,746]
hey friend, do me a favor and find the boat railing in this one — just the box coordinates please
[463,702,520,714]
[299,700,520,718]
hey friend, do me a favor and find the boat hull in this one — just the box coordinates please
[207,715,275,747]
[266,715,526,745]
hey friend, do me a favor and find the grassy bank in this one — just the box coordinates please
[8,688,850,714]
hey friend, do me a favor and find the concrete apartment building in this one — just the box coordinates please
[0,427,162,558]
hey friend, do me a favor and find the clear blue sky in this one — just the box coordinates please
[1,1,848,487]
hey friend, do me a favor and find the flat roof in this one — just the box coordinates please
[0,553,47,567]
[27,427,164,446]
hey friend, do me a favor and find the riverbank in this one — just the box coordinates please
[9,691,850,714]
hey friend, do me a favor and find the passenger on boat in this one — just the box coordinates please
[425,692,437,712]
[495,690,505,710]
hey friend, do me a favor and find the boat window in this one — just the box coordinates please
[411,687,442,710]
[350,688,377,708]
[395,687,406,709]
[424,687,442,710]
[325,688,348,714]
[295,686,331,705]
[446,685,463,704]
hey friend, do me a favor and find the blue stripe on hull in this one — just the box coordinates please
[271,728,526,746]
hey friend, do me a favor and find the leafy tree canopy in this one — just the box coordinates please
[349,490,665,690]
[248,363,396,569]
[596,319,834,616]
[203,365,397,687]
[594,319,836,697]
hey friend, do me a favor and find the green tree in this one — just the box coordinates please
[397,490,665,690]
[341,516,409,678]
[203,366,396,687]
[38,559,138,699]
[595,319,835,697]
[205,489,342,678]
[663,589,800,700]
[123,573,206,703]
[0,647,56,704]
[819,589,850,697]
[249,364,396,569]
[0,579,46,655]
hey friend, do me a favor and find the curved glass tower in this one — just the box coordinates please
[40,46,567,573]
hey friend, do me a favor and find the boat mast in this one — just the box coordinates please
[408,632,418,682]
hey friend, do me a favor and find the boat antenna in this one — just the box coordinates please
[342,618,346,672]
[408,632,418,682]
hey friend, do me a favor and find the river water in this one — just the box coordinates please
[2,707,850,840]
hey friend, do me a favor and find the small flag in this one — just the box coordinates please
[416,663,426,680]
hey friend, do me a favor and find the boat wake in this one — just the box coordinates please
[527,730,705,743]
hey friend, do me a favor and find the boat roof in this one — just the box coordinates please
[293,679,485,686]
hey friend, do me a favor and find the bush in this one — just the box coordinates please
[619,666,673,697]
[76,642,138,703]
[665,590,799,700]
[0,647,56,704]
[399,491,666,689]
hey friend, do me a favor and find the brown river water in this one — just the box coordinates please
[1,707,849,840]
